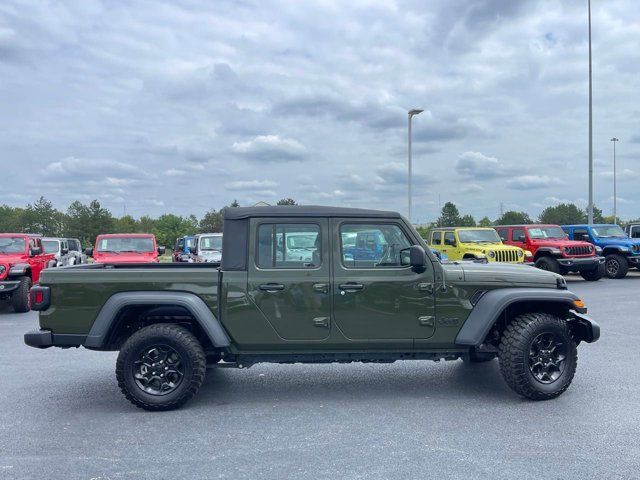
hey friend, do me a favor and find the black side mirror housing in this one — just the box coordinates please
[517,235,526,242]
[61,248,69,255]
[30,247,41,256]
[158,246,166,255]
[84,248,94,257]
[409,245,427,271]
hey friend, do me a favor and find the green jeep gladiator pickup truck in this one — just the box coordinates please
[25,206,599,410]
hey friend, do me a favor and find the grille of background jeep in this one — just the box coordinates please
[494,250,520,262]
[564,245,592,256]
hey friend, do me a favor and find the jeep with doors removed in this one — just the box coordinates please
[191,233,223,264]
[86,234,165,264]
[1,234,56,312]
[562,224,640,278]
[495,225,605,281]
[429,227,530,264]
[25,206,599,410]
[172,236,195,262]
[42,237,86,266]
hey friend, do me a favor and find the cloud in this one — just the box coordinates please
[600,169,640,180]
[226,179,278,190]
[507,175,564,189]
[232,135,307,162]
[455,151,501,178]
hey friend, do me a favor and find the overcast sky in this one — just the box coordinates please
[1,0,638,222]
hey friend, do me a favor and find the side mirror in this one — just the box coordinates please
[409,245,427,271]
[84,248,94,257]
[30,247,41,256]
[61,248,69,255]
[516,235,526,242]
[158,246,166,255]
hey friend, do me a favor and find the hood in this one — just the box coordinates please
[198,249,222,262]
[530,238,592,248]
[445,261,562,288]
[460,243,520,251]
[596,236,640,247]
[0,253,28,266]
[93,251,158,263]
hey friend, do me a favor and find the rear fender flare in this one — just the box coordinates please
[455,288,581,347]
[84,291,230,348]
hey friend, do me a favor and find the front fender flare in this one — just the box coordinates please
[84,291,230,348]
[455,288,581,347]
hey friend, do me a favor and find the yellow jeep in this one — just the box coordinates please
[429,227,530,263]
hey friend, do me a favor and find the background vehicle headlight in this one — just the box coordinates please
[517,250,523,257]
[488,251,495,258]
[595,246,602,254]
[0,265,5,275]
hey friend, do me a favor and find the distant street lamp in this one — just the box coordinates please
[407,108,423,223]
[587,0,594,225]
[611,137,619,224]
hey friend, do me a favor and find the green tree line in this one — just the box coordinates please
[0,197,297,248]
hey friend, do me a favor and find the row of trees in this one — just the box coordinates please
[0,197,297,249]
[1,197,634,249]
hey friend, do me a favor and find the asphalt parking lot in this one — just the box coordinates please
[1,275,640,480]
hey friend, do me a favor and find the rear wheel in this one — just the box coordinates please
[535,256,560,274]
[604,254,628,279]
[11,277,31,313]
[498,313,577,400]
[116,324,206,411]
[580,263,605,281]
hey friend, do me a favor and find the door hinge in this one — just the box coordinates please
[418,316,435,327]
[313,317,330,328]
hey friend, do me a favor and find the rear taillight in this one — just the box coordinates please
[30,286,51,311]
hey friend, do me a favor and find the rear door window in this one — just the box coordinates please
[430,231,442,245]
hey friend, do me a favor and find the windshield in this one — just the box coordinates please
[458,229,501,243]
[199,236,222,250]
[286,234,317,249]
[42,240,60,253]
[97,237,155,253]
[0,237,26,254]
[528,227,567,240]
[592,226,626,238]
[185,237,195,248]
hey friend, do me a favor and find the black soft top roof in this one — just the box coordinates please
[223,205,402,219]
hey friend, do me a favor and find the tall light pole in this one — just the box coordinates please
[587,0,594,224]
[408,108,423,223]
[611,137,619,224]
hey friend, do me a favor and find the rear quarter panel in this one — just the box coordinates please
[38,267,219,335]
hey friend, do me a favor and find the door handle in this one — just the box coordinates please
[418,283,434,294]
[259,283,285,292]
[339,283,364,291]
[419,316,435,327]
[313,316,330,328]
[313,283,329,294]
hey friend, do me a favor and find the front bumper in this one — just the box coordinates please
[568,310,600,343]
[557,256,604,270]
[627,256,640,266]
[0,280,20,295]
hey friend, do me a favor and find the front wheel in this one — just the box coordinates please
[12,277,31,313]
[534,256,561,274]
[498,313,577,400]
[116,324,207,411]
[604,254,628,279]
[580,262,605,281]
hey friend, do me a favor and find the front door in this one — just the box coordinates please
[248,218,331,341]
[332,219,436,341]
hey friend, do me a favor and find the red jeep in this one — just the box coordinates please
[495,224,605,281]
[85,233,165,263]
[0,234,56,312]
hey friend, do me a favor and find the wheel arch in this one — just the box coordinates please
[84,291,230,351]
[8,263,32,279]
[455,289,581,347]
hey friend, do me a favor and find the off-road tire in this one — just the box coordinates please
[604,253,628,279]
[498,313,577,400]
[11,277,31,313]
[463,349,496,363]
[116,324,206,411]
[535,256,561,274]
[580,263,605,281]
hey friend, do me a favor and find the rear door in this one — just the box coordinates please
[332,219,436,342]
[247,218,331,341]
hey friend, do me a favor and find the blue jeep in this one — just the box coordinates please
[562,224,640,278]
